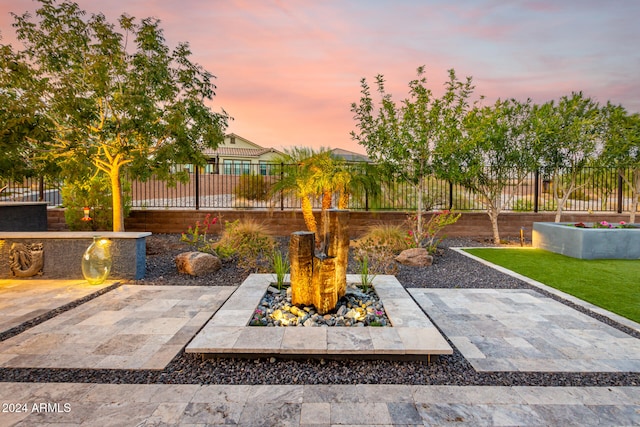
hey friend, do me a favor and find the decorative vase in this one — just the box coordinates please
[82,237,112,285]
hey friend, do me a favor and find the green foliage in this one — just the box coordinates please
[534,92,603,222]
[234,174,271,201]
[351,66,475,245]
[512,198,533,212]
[271,249,290,291]
[61,175,130,231]
[406,210,461,253]
[3,0,229,230]
[357,255,375,293]
[464,248,640,323]
[354,223,408,275]
[180,214,218,253]
[357,224,408,253]
[214,219,276,272]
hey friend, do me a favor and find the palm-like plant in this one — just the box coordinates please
[271,147,381,241]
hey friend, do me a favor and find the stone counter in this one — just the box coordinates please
[0,202,48,231]
[0,231,151,280]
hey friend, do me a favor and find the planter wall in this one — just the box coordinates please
[532,222,640,259]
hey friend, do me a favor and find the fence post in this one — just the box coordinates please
[617,171,623,214]
[533,170,540,213]
[448,181,453,210]
[280,162,284,211]
[38,176,44,202]
[194,164,200,210]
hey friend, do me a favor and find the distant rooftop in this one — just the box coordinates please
[330,148,370,162]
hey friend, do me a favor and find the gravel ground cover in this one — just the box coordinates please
[0,234,638,387]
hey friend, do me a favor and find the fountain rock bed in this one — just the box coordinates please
[249,283,390,327]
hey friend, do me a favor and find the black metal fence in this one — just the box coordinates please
[1,164,637,213]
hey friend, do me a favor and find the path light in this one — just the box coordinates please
[81,237,112,285]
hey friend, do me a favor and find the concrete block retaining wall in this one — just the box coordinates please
[46,208,633,239]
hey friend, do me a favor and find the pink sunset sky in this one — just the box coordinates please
[1,0,639,155]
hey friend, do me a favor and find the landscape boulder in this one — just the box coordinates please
[175,252,221,276]
[395,248,433,267]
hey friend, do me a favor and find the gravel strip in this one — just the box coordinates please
[0,234,638,387]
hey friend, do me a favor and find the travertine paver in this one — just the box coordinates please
[186,274,452,357]
[0,383,637,426]
[0,285,235,370]
[409,288,640,372]
[0,279,116,333]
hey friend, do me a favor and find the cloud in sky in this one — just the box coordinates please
[1,0,639,154]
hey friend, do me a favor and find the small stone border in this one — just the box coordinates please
[186,274,452,358]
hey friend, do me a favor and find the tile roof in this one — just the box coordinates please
[202,147,277,158]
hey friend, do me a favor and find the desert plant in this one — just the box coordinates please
[358,224,408,253]
[406,210,461,253]
[353,224,407,275]
[180,214,218,253]
[214,219,276,272]
[271,249,290,290]
[358,255,376,293]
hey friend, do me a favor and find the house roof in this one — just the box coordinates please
[203,147,279,158]
[331,148,371,162]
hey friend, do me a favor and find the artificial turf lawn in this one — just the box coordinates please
[463,248,640,324]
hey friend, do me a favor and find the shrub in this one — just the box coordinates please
[357,223,408,253]
[214,218,276,272]
[180,214,218,253]
[61,175,131,231]
[234,174,271,201]
[512,198,533,212]
[354,224,408,275]
[405,210,461,253]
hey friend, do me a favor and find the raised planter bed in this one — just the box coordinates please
[0,231,151,280]
[532,222,640,259]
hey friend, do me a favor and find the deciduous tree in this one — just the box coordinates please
[601,103,640,222]
[534,92,603,222]
[2,0,229,230]
[351,66,474,245]
[437,98,539,243]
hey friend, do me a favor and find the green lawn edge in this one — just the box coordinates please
[463,248,640,324]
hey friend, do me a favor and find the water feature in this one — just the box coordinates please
[289,209,350,314]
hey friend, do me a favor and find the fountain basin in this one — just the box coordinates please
[186,274,452,360]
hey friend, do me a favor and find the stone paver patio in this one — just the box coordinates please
[0,284,235,370]
[0,260,639,425]
[410,288,640,373]
[0,279,116,333]
[0,382,638,426]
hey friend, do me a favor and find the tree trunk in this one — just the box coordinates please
[338,189,349,210]
[300,196,317,236]
[631,169,640,223]
[110,167,125,232]
[322,190,332,210]
[488,209,501,244]
[416,179,425,247]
